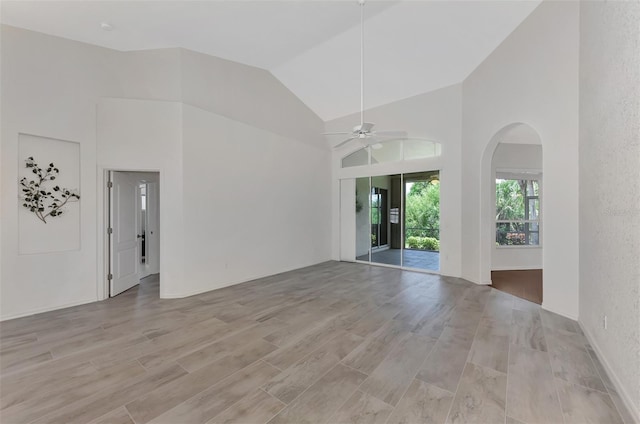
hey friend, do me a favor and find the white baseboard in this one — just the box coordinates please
[161,259,332,299]
[0,297,98,322]
[160,279,241,299]
[541,303,578,321]
[470,279,492,285]
[579,321,640,424]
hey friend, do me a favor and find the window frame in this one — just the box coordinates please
[341,139,442,169]
[495,171,542,248]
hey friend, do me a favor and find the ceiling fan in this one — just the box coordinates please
[323,0,408,149]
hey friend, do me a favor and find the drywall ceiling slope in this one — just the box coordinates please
[272,1,541,120]
[1,1,540,121]
[0,0,394,70]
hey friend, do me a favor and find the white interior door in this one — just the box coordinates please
[110,172,141,296]
[146,181,160,275]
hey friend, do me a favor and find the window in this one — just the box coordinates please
[495,174,540,246]
[341,139,441,168]
[342,148,369,168]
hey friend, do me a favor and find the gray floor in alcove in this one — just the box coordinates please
[357,248,439,271]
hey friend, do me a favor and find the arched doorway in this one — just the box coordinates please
[481,123,543,303]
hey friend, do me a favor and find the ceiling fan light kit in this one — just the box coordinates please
[323,0,408,149]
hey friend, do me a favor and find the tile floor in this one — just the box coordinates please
[0,262,633,424]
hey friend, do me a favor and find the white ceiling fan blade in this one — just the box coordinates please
[323,132,353,136]
[333,137,357,149]
[355,122,375,133]
[371,130,408,138]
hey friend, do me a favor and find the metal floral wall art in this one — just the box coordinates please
[19,156,80,223]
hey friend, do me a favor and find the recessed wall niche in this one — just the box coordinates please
[18,134,81,254]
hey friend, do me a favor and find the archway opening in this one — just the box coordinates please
[481,123,543,304]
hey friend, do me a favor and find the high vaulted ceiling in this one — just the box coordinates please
[1,0,541,121]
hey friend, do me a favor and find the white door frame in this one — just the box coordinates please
[97,167,161,300]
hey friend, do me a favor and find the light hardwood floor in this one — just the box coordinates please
[491,270,543,305]
[0,262,633,424]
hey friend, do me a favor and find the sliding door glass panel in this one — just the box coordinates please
[342,148,369,168]
[369,174,401,267]
[370,140,402,165]
[355,177,371,262]
[403,171,440,271]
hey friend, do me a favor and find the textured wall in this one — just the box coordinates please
[461,1,581,320]
[579,1,640,420]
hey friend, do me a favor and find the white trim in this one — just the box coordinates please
[371,245,390,253]
[494,174,543,249]
[541,303,578,321]
[353,259,441,276]
[496,220,540,224]
[0,298,97,322]
[400,173,404,267]
[161,260,330,299]
[495,168,542,180]
[97,166,162,301]
[579,321,640,424]
[491,265,542,271]
[338,156,443,180]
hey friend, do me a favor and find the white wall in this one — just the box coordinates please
[0,26,121,319]
[329,84,463,277]
[461,1,580,319]
[579,1,640,420]
[180,49,325,148]
[1,25,330,319]
[178,104,331,296]
[96,99,184,300]
[117,48,182,102]
[491,143,542,271]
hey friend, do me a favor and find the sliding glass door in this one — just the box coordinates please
[355,177,371,262]
[353,171,440,272]
[403,171,440,271]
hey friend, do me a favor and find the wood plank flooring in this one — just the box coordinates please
[491,269,543,305]
[0,262,632,424]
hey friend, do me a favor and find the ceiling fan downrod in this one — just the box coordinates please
[359,0,365,129]
[322,0,409,149]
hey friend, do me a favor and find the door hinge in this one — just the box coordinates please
[107,227,113,235]
[107,273,113,281]
[107,181,113,188]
